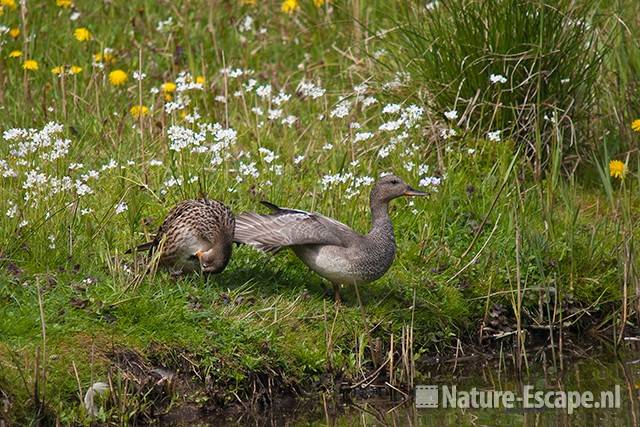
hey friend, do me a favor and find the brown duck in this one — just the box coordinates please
[131,199,235,274]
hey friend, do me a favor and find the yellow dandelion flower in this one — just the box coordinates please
[108,69,127,86]
[161,82,177,93]
[51,65,64,75]
[281,0,299,14]
[74,27,91,41]
[609,160,626,180]
[631,119,640,133]
[196,75,206,85]
[130,105,149,118]
[23,59,38,71]
[0,0,17,10]
[70,65,82,74]
[56,0,73,7]
[8,50,22,58]
[9,27,19,38]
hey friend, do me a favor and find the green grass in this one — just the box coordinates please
[0,0,638,424]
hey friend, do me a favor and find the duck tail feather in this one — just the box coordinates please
[125,241,155,254]
[259,200,281,212]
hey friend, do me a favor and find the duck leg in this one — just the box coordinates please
[332,282,342,304]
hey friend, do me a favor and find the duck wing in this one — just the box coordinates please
[234,202,357,252]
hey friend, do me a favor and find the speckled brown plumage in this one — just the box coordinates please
[135,199,235,274]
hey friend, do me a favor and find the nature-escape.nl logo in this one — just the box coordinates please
[415,385,621,414]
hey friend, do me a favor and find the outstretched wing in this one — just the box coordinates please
[234,204,357,252]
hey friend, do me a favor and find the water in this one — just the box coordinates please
[168,349,640,426]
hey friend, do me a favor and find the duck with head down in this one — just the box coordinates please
[234,174,427,302]
[130,199,235,275]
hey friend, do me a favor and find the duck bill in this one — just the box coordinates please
[404,187,428,196]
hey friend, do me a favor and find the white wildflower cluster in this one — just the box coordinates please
[378,131,409,158]
[353,132,374,143]
[444,110,458,121]
[330,98,351,119]
[487,130,502,142]
[1,123,102,208]
[238,15,253,33]
[490,74,507,84]
[321,172,374,199]
[167,122,237,163]
[164,72,205,113]
[220,67,254,79]
[4,122,67,161]
[296,80,326,99]
[156,17,174,33]
[378,104,424,132]
[133,71,146,81]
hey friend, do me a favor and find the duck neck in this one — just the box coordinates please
[369,197,394,240]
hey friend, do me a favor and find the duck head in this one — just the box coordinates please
[370,174,428,204]
[195,241,232,274]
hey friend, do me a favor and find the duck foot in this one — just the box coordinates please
[333,282,342,305]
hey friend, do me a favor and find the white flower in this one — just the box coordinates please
[267,109,283,120]
[353,83,368,95]
[322,143,333,150]
[296,80,326,99]
[490,74,507,84]
[6,203,17,218]
[244,79,257,91]
[330,99,351,119]
[426,1,439,10]
[238,161,259,178]
[440,128,457,139]
[272,91,291,106]
[444,110,458,121]
[354,132,374,143]
[75,181,93,196]
[115,202,128,215]
[361,96,378,108]
[133,71,146,81]
[256,84,272,99]
[293,155,305,165]
[378,120,403,132]
[281,115,297,127]
[258,147,278,164]
[487,130,501,142]
[419,176,441,187]
[80,208,93,216]
[382,103,401,114]
[156,17,174,32]
[238,15,253,33]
